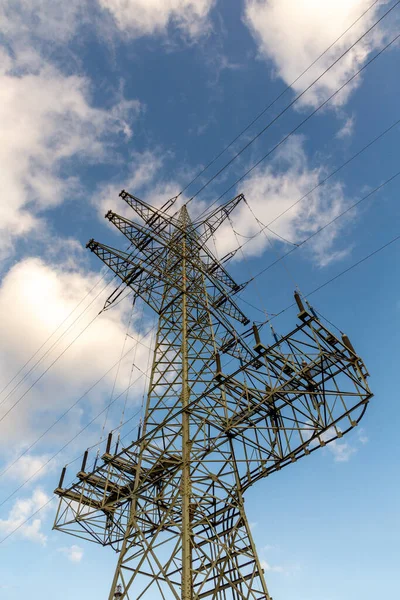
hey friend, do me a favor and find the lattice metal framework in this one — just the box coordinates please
[53,191,372,600]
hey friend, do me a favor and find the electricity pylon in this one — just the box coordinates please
[54,191,372,600]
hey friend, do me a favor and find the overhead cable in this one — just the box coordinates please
[245,165,400,287]
[0,272,110,403]
[0,366,152,509]
[0,322,156,481]
[2,227,399,546]
[174,0,381,203]
[260,231,400,327]
[235,116,400,253]
[186,0,400,208]
[0,308,105,425]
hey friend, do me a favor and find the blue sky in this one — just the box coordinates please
[0,0,399,598]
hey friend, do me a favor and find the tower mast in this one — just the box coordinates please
[180,206,192,600]
[54,191,372,600]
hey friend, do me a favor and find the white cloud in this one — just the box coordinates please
[306,424,368,463]
[0,1,85,46]
[357,427,369,444]
[261,559,285,574]
[98,0,215,39]
[327,439,357,462]
[58,544,84,563]
[213,136,350,267]
[336,115,355,138]
[0,256,153,450]
[4,454,55,483]
[0,49,141,260]
[92,148,208,221]
[1,0,216,47]
[313,426,356,462]
[0,488,50,545]
[244,0,387,108]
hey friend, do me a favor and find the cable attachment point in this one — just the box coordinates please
[294,291,309,321]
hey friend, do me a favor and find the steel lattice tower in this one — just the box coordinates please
[54,191,372,600]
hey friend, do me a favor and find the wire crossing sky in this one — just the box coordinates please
[0,1,399,599]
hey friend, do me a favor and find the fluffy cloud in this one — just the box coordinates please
[0,50,141,260]
[4,454,55,483]
[357,428,369,445]
[315,425,369,463]
[327,439,357,462]
[0,256,153,454]
[58,544,84,563]
[244,0,387,108]
[336,115,355,139]
[213,136,350,267]
[92,148,208,222]
[1,0,216,46]
[0,488,50,545]
[98,0,215,39]
[0,1,84,46]
[261,560,285,574]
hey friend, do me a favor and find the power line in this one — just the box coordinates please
[235,116,400,252]
[245,165,400,287]
[174,0,381,201]
[0,236,142,411]
[4,162,395,495]
[0,365,152,510]
[186,1,400,209]
[0,271,110,401]
[192,115,400,288]
[2,227,398,547]
[2,1,392,556]
[259,231,400,327]
[0,322,156,481]
[0,309,103,425]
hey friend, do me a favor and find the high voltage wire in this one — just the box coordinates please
[259,231,400,327]
[175,0,381,200]
[0,311,102,424]
[186,0,400,209]
[17,151,391,449]
[1,2,390,419]
[0,239,141,411]
[3,115,397,518]
[197,27,400,218]
[0,364,153,510]
[0,323,156,481]
[2,228,399,547]
[0,276,114,411]
[244,165,400,289]
[0,269,109,399]
[0,280,122,426]
[1,0,397,553]
[235,117,400,252]
[4,157,394,517]
[0,242,141,426]
[197,115,400,315]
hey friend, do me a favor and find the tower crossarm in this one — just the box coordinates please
[104,210,250,326]
[87,237,254,360]
[120,190,180,236]
[205,311,372,489]
[54,301,371,543]
[193,194,245,246]
[121,190,247,294]
[86,239,168,313]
